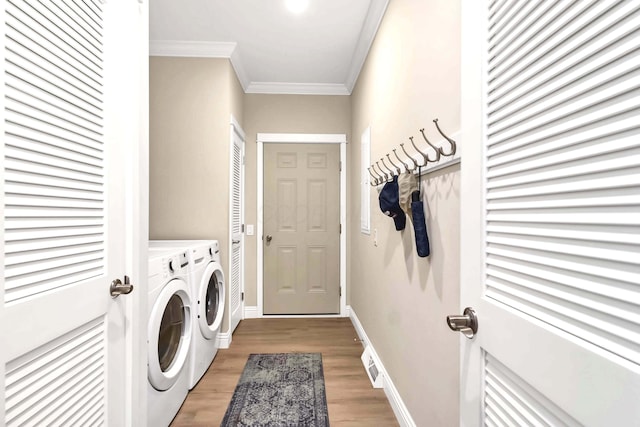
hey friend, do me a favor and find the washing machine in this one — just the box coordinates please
[147,247,193,427]
[149,240,225,389]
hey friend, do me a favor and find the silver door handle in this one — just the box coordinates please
[110,276,134,298]
[446,307,477,339]
[265,235,273,244]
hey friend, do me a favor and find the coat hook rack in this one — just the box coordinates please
[375,161,391,182]
[399,143,419,171]
[409,136,429,166]
[369,118,460,186]
[393,148,412,172]
[433,118,456,156]
[381,157,398,177]
[386,153,403,174]
[419,128,441,162]
[368,167,381,186]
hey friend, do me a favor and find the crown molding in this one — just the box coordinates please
[229,47,250,92]
[345,0,390,93]
[149,40,237,58]
[150,40,250,91]
[246,81,350,96]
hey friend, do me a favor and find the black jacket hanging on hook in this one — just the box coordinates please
[379,176,406,231]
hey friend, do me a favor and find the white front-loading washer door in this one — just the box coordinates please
[197,261,225,339]
[148,278,192,391]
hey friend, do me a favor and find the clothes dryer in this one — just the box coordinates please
[147,247,192,427]
[149,240,225,389]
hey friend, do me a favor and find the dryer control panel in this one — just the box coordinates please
[165,252,189,276]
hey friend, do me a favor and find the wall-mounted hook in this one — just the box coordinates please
[380,157,398,177]
[386,153,403,175]
[399,143,419,171]
[393,148,412,172]
[433,118,457,156]
[375,161,391,182]
[368,167,381,186]
[419,128,441,162]
[409,136,429,166]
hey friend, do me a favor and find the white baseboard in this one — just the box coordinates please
[348,306,416,427]
[216,331,232,349]
[243,305,349,319]
[244,306,260,319]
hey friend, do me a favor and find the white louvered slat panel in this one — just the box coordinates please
[484,353,581,427]
[6,133,102,167]
[232,143,241,235]
[485,0,640,368]
[5,156,103,186]
[6,97,102,144]
[5,318,105,427]
[7,76,102,135]
[231,242,240,311]
[489,1,632,105]
[50,0,102,43]
[4,0,104,304]
[5,10,102,100]
[7,0,102,70]
[5,122,103,156]
[24,0,102,55]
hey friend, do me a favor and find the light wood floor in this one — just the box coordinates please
[170,318,399,426]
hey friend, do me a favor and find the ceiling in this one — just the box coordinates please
[149,0,389,95]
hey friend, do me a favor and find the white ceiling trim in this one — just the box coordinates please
[230,48,250,92]
[246,82,350,96]
[345,0,390,93]
[150,40,237,58]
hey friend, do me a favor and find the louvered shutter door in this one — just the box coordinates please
[230,126,243,333]
[2,0,134,424]
[485,0,640,367]
[480,0,640,423]
[4,0,105,303]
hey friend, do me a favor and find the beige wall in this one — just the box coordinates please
[349,0,461,425]
[242,94,351,306]
[149,56,243,333]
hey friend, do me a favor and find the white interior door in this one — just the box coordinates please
[1,1,144,425]
[229,119,244,334]
[460,1,640,425]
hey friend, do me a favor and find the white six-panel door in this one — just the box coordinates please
[461,0,640,425]
[1,1,145,425]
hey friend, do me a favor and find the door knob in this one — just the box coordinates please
[265,235,273,244]
[110,276,134,298]
[446,307,478,339]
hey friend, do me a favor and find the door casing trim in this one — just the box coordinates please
[256,133,347,317]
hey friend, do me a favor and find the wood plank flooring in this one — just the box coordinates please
[170,318,399,426]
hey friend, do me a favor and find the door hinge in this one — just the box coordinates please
[339,161,342,172]
[339,224,342,234]
[339,287,342,297]
[241,292,244,301]
[241,224,245,233]
[242,155,245,165]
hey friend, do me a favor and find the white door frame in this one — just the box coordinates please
[257,133,347,318]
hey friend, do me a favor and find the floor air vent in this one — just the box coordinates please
[361,346,384,388]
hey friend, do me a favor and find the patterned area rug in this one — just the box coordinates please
[221,353,330,427]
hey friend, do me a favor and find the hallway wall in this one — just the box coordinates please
[149,56,243,333]
[348,0,461,425]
